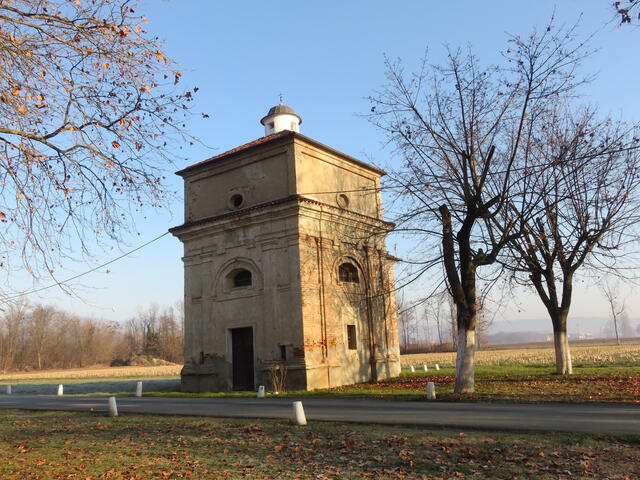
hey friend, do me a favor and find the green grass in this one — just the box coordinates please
[402,364,640,376]
[4,364,638,403]
[0,410,637,479]
[140,364,640,404]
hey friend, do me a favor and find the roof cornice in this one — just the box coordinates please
[176,131,386,177]
[169,194,395,236]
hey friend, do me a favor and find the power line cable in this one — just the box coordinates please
[0,184,413,303]
[0,231,170,303]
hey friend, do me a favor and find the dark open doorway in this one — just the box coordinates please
[231,327,254,391]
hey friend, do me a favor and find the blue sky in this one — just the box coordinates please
[12,1,640,333]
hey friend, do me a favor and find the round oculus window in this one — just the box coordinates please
[229,193,244,209]
[337,194,350,209]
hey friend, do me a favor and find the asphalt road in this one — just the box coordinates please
[0,395,637,435]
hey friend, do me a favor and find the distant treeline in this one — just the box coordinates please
[0,302,183,372]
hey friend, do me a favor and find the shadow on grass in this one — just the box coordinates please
[138,365,640,404]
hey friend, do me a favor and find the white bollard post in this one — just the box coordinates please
[435,364,440,371]
[57,384,64,396]
[135,381,143,397]
[292,401,307,426]
[410,365,415,373]
[257,385,265,398]
[108,396,118,417]
[6,385,11,395]
[426,381,436,400]
[423,364,428,372]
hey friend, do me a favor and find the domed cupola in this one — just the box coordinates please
[260,104,302,136]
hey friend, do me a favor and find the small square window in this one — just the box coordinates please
[347,325,357,350]
[339,263,359,283]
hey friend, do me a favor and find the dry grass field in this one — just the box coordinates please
[1,340,637,383]
[0,364,181,383]
[401,341,640,367]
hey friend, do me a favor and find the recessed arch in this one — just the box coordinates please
[214,257,262,297]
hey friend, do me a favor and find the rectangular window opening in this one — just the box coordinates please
[279,345,287,361]
[347,325,357,350]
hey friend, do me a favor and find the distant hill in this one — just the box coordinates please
[490,317,637,334]
[487,331,551,344]
[486,316,640,344]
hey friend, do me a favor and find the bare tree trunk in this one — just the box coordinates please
[602,282,623,345]
[455,324,476,393]
[553,330,572,375]
[610,303,621,345]
[423,310,431,348]
[552,311,572,375]
[440,205,478,394]
[447,295,458,349]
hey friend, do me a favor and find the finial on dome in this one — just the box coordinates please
[260,103,302,136]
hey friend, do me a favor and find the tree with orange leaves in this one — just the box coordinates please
[0,0,197,285]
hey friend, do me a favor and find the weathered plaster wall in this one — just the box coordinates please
[173,133,400,392]
[293,139,382,219]
[179,202,306,392]
[297,222,401,390]
[185,141,294,222]
[293,135,401,389]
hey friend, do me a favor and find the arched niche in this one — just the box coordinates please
[333,256,365,284]
[214,257,263,298]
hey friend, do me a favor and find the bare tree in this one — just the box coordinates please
[0,0,197,286]
[602,280,626,345]
[501,106,640,374]
[602,279,636,341]
[125,303,183,362]
[424,293,446,345]
[475,296,495,347]
[423,289,463,350]
[397,294,417,353]
[156,305,183,363]
[0,299,29,371]
[28,304,56,369]
[420,307,433,347]
[0,301,182,372]
[369,24,589,393]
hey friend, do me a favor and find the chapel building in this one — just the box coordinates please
[170,105,401,392]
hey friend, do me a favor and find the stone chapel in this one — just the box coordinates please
[170,105,401,392]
